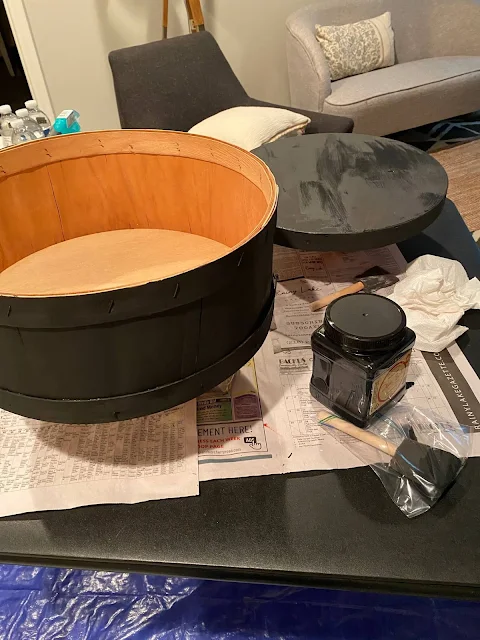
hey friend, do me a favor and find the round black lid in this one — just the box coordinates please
[324,293,406,353]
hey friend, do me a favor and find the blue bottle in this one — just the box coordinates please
[51,110,81,135]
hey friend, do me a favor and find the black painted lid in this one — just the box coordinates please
[324,293,406,353]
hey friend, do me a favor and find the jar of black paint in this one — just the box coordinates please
[310,293,415,428]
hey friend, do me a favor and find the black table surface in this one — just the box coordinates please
[1,202,480,599]
[254,133,448,252]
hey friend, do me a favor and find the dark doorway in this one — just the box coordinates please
[0,1,31,111]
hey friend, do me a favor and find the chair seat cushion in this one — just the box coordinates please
[326,56,480,106]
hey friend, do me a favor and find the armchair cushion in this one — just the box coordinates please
[326,57,480,106]
[247,99,354,133]
[323,56,480,135]
[109,33,248,131]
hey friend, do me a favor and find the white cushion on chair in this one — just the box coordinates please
[189,106,310,151]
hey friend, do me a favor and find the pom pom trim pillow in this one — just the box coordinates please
[189,106,310,151]
[315,12,395,81]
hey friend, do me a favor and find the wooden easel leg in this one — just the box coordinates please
[163,0,168,38]
[185,0,205,32]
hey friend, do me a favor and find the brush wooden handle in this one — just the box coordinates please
[310,281,364,312]
[317,410,397,457]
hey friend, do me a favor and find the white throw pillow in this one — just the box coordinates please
[188,106,310,151]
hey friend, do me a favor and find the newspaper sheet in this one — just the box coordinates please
[197,348,283,481]
[0,401,198,517]
[200,244,480,479]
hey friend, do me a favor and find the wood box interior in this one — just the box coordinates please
[0,130,276,297]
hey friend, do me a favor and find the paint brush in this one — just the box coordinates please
[318,410,464,505]
[311,267,399,312]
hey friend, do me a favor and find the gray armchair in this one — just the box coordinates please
[109,32,353,134]
[287,0,480,135]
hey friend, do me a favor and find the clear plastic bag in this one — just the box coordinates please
[319,402,471,518]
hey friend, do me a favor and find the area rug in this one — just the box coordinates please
[431,139,480,233]
[390,112,480,241]
[391,111,480,152]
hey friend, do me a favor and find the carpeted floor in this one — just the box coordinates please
[392,111,480,239]
[431,139,480,232]
[391,111,480,152]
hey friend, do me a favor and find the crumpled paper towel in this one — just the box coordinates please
[389,255,480,352]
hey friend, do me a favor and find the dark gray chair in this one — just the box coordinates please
[109,32,353,134]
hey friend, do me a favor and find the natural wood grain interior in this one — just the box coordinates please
[0,130,276,197]
[0,130,277,293]
[0,229,229,297]
[46,154,267,247]
[0,167,65,273]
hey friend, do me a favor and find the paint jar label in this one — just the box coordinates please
[370,350,412,415]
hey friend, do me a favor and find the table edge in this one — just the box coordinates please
[0,552,477,600]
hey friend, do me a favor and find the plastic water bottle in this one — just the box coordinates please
[15,108,44,139]
[25,99,51,136]
[11,118,38,145]
[0,104,17,147]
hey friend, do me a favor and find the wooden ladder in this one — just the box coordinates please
[163,0,205,39]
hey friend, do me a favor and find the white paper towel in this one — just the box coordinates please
[389,255,480,352]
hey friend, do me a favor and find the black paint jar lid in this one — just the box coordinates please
[324,293,407,353]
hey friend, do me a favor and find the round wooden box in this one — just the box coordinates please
[0,130,277,423]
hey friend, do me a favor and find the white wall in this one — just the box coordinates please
[23,0,310,131]
[203,0,310,106]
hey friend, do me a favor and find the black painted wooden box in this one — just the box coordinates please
[0,131,277,423]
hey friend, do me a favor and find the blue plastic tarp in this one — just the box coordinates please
[0,564,478,639]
